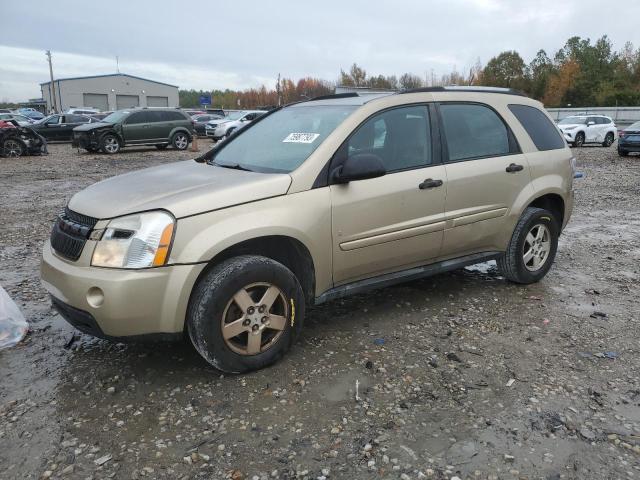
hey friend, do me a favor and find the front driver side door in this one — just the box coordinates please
[121,111,150,143]
[330,104,446,285]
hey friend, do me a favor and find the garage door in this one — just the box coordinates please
[116,95,140,110]
[147,96,169,107]
[83,93,109,111]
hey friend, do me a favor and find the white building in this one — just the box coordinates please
[40,73,179,112]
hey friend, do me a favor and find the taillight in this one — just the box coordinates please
[618,130,625,138]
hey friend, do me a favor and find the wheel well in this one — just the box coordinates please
[201,236,316,305]
[528,194,565,227]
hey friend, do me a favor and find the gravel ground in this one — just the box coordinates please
[0,141,639,480]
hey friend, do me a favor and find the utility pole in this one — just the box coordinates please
[46,50,57,113]
[116,56,120,73]
[276,73,282,106]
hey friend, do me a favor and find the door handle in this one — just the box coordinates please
[505,163,524,173]
[419,178,443,189]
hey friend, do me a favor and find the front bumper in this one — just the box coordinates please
[72,132,99,149]
[562,130,576,142]
[41,240,205,337]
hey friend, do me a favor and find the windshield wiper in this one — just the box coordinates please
[209,160,254,172]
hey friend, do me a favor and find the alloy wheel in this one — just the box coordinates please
[104,137,119,153]
[523,224,551,272]
[3,139,23,157]
[174,134,188,149]
[221,282,288,355]
[604,133,614,147]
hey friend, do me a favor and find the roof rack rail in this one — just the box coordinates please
[311,92,360,101]
[400,86,528,97]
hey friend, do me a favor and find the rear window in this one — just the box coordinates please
[508,104,566,151]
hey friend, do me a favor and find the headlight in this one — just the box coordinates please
[91,211,175,269]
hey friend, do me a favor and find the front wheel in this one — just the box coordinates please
[573,132,585,147]
[171,132,189,150]
[100,134,121,154]
[2,138,24,157]
[602,132,614,147]
[187,255,305,373]
[497,207,559,284]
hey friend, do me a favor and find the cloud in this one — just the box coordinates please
[0,0,638,101]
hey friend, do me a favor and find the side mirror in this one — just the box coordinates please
[332,153,386,184]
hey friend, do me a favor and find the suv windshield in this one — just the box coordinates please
[559,116,587,125]
[212,105,357,173]
[101,111,131,123]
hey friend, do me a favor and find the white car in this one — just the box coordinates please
[66,107,100,115]
[205,110,266,140]
[557,115,617,147]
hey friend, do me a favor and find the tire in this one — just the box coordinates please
[171,132,189,150]
[187,255,305,373]
[602,132,614,147]
[618,148,629,157]
[2,138,25,158]
[100,134,121,154]
[573,132,585,147]
[155,144,168,150]
[497,207,559,284]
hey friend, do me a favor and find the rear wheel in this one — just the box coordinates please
[171,132,189,150]
[100,134,120,154]
[497,207,559,284]
[187,255,305,373]
[573,132,585,147]
[602,132,614,147]
[2,138,24,157]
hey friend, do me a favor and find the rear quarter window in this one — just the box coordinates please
[508,104,566,151]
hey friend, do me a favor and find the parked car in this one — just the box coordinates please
[557,115,617,147]
[0,113,36,126]
[42,87,575,373]
[205,110,266,140]
[1,121,47,157]
[72,108,194,154]
[205,108,226,117]
[0,108,13,114]
[192,113,224,136]
[66,107,100,115]
[183,109,206,117]
[616,120,640,156]
[17,108,45,120]
[31,114,96,141]
[89,112,113,121]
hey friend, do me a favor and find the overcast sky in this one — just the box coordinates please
[1,0,638,102]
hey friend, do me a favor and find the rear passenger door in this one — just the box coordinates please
[438,102,533,258]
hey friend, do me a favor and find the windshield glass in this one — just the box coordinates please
[101,110,131,123]
[559,116,587,125]
[212,105,357,173]
[226,111,245,120]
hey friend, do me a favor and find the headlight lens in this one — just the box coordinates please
[91,211,175,268]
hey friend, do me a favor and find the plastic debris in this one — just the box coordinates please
[0,285,28,350]
[355,379,361,402]
[373,338,385,346]
[506,378,516,387]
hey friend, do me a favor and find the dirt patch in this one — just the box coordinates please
[1,142,639,479]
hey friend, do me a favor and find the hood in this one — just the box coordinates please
[68,160,292,219]
[73,122,115,132]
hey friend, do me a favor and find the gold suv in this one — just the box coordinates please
[41,87,574,373]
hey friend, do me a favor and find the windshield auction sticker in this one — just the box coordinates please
[283,133,320,143]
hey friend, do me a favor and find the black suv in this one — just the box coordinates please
[72,108,194,154]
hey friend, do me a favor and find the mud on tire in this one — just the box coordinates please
[187,255,305,373]
[497,207,559,284]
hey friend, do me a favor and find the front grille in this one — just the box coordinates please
[50,208,98,261]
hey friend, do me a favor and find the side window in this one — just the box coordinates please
[587,117,597,125]
[508,104,565,151]
[347,105,431,172]
[244,113,256,121]
[125,112,148,124]
[45,115,60,125]
[440,103,511,161]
